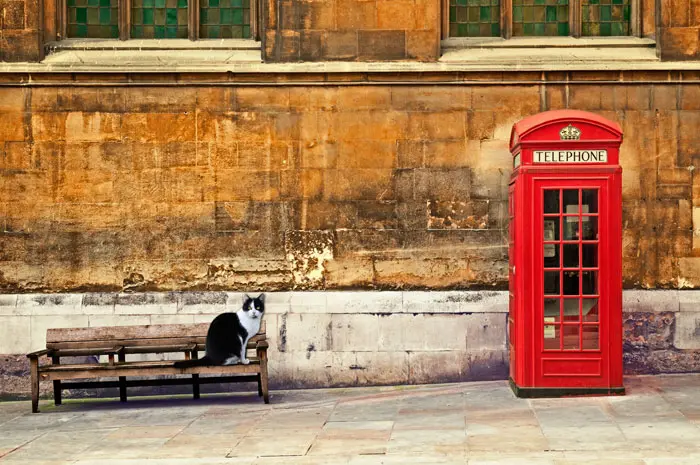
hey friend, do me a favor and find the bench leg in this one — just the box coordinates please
[193,374,200,399]
[51,356,62,406]
[118,353,127,402]
[259,349,269,404]
[257,374,263,397]
[29,357,40,413]
[191,350,200,399]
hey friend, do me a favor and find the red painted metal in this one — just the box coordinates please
[508,110,624,396]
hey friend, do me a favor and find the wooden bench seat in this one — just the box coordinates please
[27,321,269,413]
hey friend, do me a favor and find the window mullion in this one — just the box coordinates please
[120,0,130,39]
[189,0,198,40]
[58,0,67,39]
[502,0,512,39]
[570,0,581,37]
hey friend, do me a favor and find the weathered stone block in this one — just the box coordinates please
[465,313,507,351]
[623,311,675,351]
[674,311,700,349]
[358,30,406,60]
[406,30,438,61]
[283,312,333,352]
[29,315,89,351]
[324,257,375,288]
[323,31,359,59]
[408,351,468,384]
[355,351,409,386]
[114,292,179,315]
[330,314,379,351]
[659,27,700,60]
[0,315,31,353]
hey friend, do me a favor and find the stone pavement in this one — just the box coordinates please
[1,375,700,465]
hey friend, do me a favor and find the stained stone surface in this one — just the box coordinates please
[1,375,700,464]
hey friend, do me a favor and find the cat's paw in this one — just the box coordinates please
[241,359,250,365]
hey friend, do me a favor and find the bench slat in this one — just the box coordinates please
[47,334,265,351]
[38,360,262,381]
[46,321,266,344]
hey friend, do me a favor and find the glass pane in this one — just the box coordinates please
[544,298,560,322]
[563,244,579,268]
[450,0,501,37]
[563,189,579,213]
[563,325,580,350]
[544,217,560,241]
[513,0,569,36]
[583,325,599,349]
[564,216,579,240]
[68,0,118,37]
[201,0,252,38]
[583,298,598,322]
[544,190,560,214]
[582,243,598,268]
[544,242,560,268]
[563,271,579,295]
[582,189,598,214]
[582,0,630,37]
[544,323,560,350]
[544,271,560,295]
[582,216,598,241]
[132,0,188,38]
[582,271,598,295]
[563,298,579,321]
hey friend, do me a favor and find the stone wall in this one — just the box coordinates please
[657,0,700,60]
[1,290,699,399]
[0,0,43,62]
[1,71,699,292]
[262,0,439,62]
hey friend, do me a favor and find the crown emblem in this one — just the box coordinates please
[560,124,581,140]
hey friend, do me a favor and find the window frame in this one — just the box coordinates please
[55,0,261,41]
[441,0,642,40]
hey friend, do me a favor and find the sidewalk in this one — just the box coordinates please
[1,374,699,465]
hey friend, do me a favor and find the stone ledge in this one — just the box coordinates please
[46,38,261,51]
[442,37,656,49]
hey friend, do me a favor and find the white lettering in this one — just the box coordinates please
[533,150,608,164]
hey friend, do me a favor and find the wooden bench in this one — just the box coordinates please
[26,321,269,413]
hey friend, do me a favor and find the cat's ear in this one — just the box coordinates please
[243,293,251,301]
[257,293,265,303]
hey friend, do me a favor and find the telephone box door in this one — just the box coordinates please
[537,179,612,388]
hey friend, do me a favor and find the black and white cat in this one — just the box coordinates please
[174,294,265,367]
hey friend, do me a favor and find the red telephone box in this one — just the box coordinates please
[508,110,624,397]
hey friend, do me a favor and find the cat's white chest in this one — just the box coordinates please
[236,310,261,340]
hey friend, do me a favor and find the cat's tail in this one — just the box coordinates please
[173,356,212,368]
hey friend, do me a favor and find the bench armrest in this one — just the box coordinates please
[27,349,52,359]
[255,340,269,350]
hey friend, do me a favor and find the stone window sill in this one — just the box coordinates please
[440,36,658,65]
[42,39,262,66]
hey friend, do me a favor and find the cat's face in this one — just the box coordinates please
[243,294,265,319]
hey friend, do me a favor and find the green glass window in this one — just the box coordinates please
[67,0,119,38]
[131,0,189,39]
[449,0,500,37]
[512,0,569,36]
[200,0,251,38]
[582,0,631,36]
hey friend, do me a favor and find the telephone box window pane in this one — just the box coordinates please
[564,216,579,240]
[563,298,579,321]
[544,298,560,322]
[563,189,579,212]
[563,244,579,268]
[582,189,598,213]
[582,271,598,295]
[68,0,118,37]
[582,243,598,268]
[544,190,560,213]
[582,0,630,36]
[582,216,598,240]
[513,0,569,36]
[583,325,599,349]
[544,242,560,268]
[583,298,599,322]
[563,325,580,350]
[543,323,560,349]
[563,271,579,295]
[449,0,501,37]
[544,272,560,295]
[544,217,560,242]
